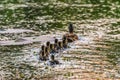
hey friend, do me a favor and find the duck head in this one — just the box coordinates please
[46,41,50,51]
[46,41,50,47]
[68,23,74,33]
[54,38,59,47]
[55,39,58,44]
[41,45,45,51]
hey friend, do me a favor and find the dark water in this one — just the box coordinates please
[0,0,120,79]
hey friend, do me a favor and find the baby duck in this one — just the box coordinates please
[39,51,46,61]
[54,39,59,52]
[48,55,59,65]
[39,45,46,61]
[44,47,50,60]
[62,36,68,49]
[58,40,63,50]
[50,43,56,54]
[46,41,50,52]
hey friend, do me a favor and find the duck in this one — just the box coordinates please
[54,39,59,52]
[39,45,47,61]
[44,47,50,60]
[50,43,56,54]
[63,23,78,42]
[39,51,46,61]
[58,41,63,50]
[62,36,68,49]
[48,55,59,65]
[46,41,50,51]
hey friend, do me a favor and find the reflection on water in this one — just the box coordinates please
[0,0,120,79]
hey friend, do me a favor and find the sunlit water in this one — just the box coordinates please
[0,0,120,79]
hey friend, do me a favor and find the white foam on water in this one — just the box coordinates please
[69,36,93,49]
[56,60,74,68]
[23,48,40,65]
[78,36,93,44]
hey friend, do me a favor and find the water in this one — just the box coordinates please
[0,0,120,79]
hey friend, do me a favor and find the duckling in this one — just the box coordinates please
[62,36,68,49]
[50,43,56,54]
[63,23,78,42]
[39,45,46,61]
[58,41,63,50]
[46,41,50,51]
[48,55,59,65]
[39,51,46,61]
[41,45,45,51]
[54,39,59,51]
[44,47,50,60]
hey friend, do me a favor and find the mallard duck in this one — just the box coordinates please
[48,55,59,65]
[63,23,78,42]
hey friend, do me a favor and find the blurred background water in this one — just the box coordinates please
[0,0,120,30]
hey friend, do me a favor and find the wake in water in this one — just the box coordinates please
[22,35,92,67]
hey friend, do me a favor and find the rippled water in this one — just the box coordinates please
[0,0,120,80]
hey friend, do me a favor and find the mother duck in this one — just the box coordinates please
[63,23,78,42]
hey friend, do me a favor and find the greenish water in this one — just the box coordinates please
[0,0,120,79]
[0,0,120,30]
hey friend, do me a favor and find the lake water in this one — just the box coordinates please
[0,0,120,80]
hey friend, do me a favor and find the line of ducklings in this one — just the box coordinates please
[39,36,68,65]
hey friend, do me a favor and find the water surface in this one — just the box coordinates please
[0,0,120,79]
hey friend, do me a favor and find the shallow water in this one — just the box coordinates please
[0,0,120,80]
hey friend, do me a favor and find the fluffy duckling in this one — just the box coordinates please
[39,51,46,61]
[44,47,50,60]
[50,43,56,54]
[58,41,63,50]
[62,36,68,49]
[54,39,59,51]
[46,41,50,51]
[48,55,59,65]
[63,23,78,42]
[39,45,46,61]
